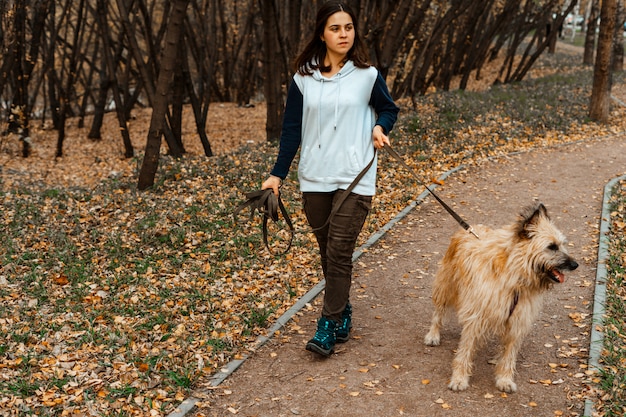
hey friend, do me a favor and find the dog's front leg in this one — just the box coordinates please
[494,327,524,393]
[448,323,479,391]
[424,309,444,346]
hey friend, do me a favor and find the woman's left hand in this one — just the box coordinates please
[372,125,390,149]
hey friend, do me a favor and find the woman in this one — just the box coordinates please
[262,1,399,357]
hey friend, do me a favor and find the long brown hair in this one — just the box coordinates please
[294,1,370,76]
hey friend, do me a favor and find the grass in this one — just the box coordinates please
[593,179,626,417]
[0,47,625,416]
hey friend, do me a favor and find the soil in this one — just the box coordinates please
[0,103,268,189]
[187,134,626,417]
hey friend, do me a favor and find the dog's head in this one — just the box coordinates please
[516,202,579,285]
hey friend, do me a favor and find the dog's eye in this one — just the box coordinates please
[548,243,559,251]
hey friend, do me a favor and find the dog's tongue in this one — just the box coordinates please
[552,269,565,283]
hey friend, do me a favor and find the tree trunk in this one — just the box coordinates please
[170,37,185,150]
[612,0,624,71]
[259,0,283,142]
[584,0,600,65]
[182,24,213,156]
[55,0,86,158]
[9,0,52,155]
[138,0,190,191]
[87,67,107,140]
[95,0,134,156]
[8,0,30,156]
[116,0,183,157]
[589,0,617,122]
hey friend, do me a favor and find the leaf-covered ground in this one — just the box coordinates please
[589,179,626,417]
[0,45,625,416]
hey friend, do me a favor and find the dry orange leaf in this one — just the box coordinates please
[53,274,69,285]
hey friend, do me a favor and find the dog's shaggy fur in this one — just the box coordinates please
[424,203,578,393]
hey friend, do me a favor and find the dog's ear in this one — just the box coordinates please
[534,202,548,219]
[517,203,548,239]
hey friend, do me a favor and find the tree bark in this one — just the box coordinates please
[95,0,134,157]
[612,0,624,71]
[116,0,183,157]
[55,0,86,158]
[138,0,190,191]
[259,0,283,142]
[589,0,617,122]
[584,0,600,65]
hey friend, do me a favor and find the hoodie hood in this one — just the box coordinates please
[311,59,357,81]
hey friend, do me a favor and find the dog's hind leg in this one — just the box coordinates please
[448,321,481,391]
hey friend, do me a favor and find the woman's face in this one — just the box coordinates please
[320,11,355,59]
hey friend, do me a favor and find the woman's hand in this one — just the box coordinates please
[262,175,282,196]
[372,125,390,149]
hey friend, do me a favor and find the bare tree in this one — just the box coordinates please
[93,0,134,157]
[259,0,284,142]
[138,0,190,191]
[54,0,87,158]
[2,0,621,179]
[4,0,50,156]
[182,2,217,157]
[612,0,624,71]
[584,0,600,65]
[116,0,184,157]
[589,0,618,122]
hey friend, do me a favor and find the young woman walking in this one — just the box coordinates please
[262,1,399,357]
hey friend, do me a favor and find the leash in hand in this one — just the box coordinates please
[233,189,295,255]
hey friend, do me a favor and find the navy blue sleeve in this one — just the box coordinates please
[270,80,303,179]
[369,72,399,135]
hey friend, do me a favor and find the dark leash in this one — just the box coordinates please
[233,189,294,255]
[314,146,479,238]
[383,146,479,239]
[234,144,477,255]
[309,154,376,232]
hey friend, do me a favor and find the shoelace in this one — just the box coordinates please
[315,321,335,342]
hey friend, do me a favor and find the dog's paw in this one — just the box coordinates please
[448,376,470,391]
[495,377,518,393]
[424,331,441,346]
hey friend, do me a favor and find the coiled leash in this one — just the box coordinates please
[233,189,294,255]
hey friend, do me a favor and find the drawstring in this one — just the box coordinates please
[318,72,342,144]
[334,75,340,130]
[318,79,324,148]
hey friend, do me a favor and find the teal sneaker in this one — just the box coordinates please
[306,317,337,357]
[336,303,352,343]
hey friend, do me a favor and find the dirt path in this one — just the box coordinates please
[183,134,626,417]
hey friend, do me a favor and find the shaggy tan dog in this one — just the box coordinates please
[424,203,578,393]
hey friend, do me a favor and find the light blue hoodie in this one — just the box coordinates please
[271,60,399,196]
